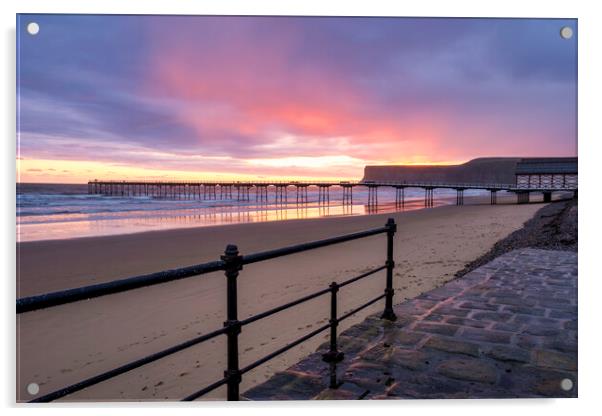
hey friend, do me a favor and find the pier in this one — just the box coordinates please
[87,179,578,207]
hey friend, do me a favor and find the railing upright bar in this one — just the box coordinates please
[221,244,243,401]
[322,282,344,389]
[381,218,397,321]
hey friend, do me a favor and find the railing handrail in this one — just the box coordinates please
[242,225,388,265]
[17,226,389,314]
[16,261,225,314]
[17,219,398,402]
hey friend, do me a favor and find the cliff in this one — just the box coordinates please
[362,158,522,185]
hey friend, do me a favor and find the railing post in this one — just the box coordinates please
[221,244,243,401]
[381,218,397,321]
[322,282,344,389]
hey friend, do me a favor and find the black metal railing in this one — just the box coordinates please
[17,218,397,402]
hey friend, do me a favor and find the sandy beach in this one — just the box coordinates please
[17,200,545,401]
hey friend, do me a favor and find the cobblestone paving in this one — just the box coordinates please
[244,248,577,400]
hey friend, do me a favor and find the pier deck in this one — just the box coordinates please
[244,248,577,400]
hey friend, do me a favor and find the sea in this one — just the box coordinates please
[16,183,488,242]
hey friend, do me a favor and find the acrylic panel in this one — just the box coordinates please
[16,14,577,402]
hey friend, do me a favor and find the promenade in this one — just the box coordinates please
[244,248,577,400]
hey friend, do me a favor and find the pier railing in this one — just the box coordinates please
[16,218,397,402]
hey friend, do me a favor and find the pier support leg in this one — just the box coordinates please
[342,186,353,205]
[368,186,378,206]
[275,186,287,204]
[517,192,530,204]
[425,188,434,207]
[395,187,405,208]
[456,189,464,205]
[296,186,308,204]
[317,186,330,205]
[257,186,268,203]
[543,192,552,203]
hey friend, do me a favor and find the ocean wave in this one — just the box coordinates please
[16,183,486,223]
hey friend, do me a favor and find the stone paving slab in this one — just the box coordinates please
[244,248,577,400]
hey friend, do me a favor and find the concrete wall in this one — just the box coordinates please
[362,158,522,185]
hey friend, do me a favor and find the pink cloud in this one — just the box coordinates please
[145,30,454,166]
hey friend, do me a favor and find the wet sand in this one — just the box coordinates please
[17,197,545,401]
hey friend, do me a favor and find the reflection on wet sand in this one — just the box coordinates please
[17,198,446,242]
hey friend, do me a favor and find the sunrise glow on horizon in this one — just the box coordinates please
[17,15,577,184]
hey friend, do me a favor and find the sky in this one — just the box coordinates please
[17,15,577,183]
